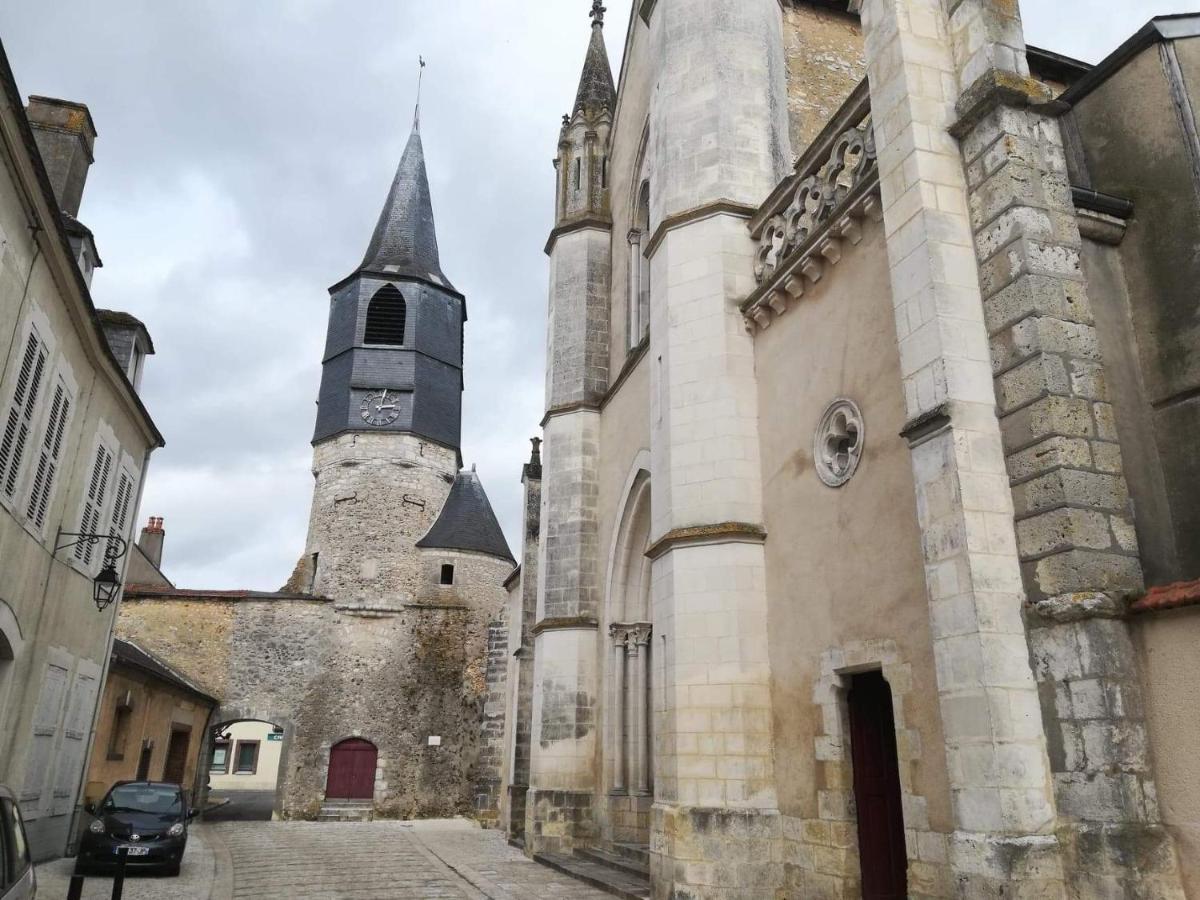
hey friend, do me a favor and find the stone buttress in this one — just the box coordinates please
[526,1,615,854]
[643,0,792,896]
[856,0,1186,894]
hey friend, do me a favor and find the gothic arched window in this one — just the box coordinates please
[364,285,407,345]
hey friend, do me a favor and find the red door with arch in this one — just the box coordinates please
[325,738,377,800]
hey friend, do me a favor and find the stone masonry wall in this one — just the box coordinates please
[782,4,866,155]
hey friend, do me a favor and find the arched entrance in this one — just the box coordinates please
[325,738,377,800]
[201,715,292,820]
[604,467,654,848]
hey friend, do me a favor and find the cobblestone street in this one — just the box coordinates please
[38,819,612,900]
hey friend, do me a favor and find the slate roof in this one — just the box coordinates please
[111,638,218,705]
[358,122,455,292]
[416,468,515,563]
[573,7,617,116]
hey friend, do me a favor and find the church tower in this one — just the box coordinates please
[295,114,475,607]
[279,108,516,821]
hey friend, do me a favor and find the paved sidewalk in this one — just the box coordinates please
[33,823,217,899]
[212,818,613,900]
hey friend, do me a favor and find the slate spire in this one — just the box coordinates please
[416,468,515,563]
[573,0,617,117]
[358,118,454,291]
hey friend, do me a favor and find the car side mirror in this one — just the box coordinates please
[84,802,96,815]
[187,808,200,819]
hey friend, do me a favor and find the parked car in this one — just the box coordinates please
[77,782,197,877]
[0,785,35,900]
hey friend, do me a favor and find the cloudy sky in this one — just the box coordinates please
[0,1,1193,590]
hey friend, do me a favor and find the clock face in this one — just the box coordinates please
[360,390,402,427]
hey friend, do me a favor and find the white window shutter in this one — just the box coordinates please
[76,444,114,565]
[25,379,73,529]
[106,468,134,560]
[0,330,49,499]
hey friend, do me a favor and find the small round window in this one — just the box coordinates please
[814,398,864,488]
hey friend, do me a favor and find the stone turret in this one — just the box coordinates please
[526,0,616,854]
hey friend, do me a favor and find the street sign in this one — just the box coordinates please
[267,733,283,742]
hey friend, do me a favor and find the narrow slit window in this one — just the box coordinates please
[573,158,581,192]
[440,564,454,586]
[364,285,407,346]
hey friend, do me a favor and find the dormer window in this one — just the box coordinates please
[364,285,407,346]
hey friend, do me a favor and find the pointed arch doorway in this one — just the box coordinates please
[606,468,654,848]
[325,738,377,800]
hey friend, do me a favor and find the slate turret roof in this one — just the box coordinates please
[358,121,455,292]
[416,468,515,563]
[573,1,617,116]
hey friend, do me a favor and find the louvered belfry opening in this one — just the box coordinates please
[364,285,407,345]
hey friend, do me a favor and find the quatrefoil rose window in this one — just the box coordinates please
[814,399,864,487]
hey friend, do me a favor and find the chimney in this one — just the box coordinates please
[138,516,165,569]
[25,96,97,218]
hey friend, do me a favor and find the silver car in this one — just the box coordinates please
[0,786,34,900]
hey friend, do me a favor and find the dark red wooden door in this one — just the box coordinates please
[848,672,908,899]
[325,738,377,800]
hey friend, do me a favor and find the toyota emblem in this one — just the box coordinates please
[130,834,140,842]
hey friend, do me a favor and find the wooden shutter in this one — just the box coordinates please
[106,468,134,561]
[0,330,49,499]
[25,380,73,528]
[21,661,69,808]
[75,444,114,565]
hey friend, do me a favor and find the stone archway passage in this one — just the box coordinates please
[326,738,377,800]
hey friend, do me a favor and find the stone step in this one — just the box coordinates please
[317,803,374,822]
[534,851,650,900]
[576,846,650,879]
[610,842,650,868]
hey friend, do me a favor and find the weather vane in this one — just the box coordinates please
[414,56,426,129]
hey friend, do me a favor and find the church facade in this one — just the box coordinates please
[496,2,1200,898]
[119,115,516,822]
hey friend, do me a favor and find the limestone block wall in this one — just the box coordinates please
[303,433,457,607]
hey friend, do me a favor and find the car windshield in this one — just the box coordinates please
[102,785,182,815]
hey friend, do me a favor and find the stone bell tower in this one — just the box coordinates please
[291,112,467,608]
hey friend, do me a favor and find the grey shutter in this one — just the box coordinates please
[76,445,113,565]
[25,381,72,528]
[0,331,48,498]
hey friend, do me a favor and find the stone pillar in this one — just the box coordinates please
[630,625,651,796]
[857,0,1065,892]
[936,2,1186,894]
[645,0,790,895]
[611,625,627,794]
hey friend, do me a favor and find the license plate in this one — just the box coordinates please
[117,846,150,856]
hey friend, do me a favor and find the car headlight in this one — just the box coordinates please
[89,820,105,834]
[168,823,184,837]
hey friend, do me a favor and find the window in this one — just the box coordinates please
[25,377,73,529]
[2,798,31,887]
[0,329,48,500]
[235,740,259,774]
[364,285,407,345]
[107,701,132,760]
[210,742,230,774]
[440,564,454,586]
[106,467,135,561]
[629,181,651,349]
[573,158,581,192]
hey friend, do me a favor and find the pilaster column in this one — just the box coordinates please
[630,624,652,795]
[610,624,628,794]
[857,0,1064,892]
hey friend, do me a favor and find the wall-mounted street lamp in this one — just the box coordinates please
[54,531,129,611]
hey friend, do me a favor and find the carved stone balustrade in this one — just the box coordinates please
[741,79,883,332]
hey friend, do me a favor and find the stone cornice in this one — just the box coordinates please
[645,522,767,560]
[532,615,600,636]
[540,400,602,428]
[544,215,613,256]
[645,200,757,259]
[948,68,1063,139]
